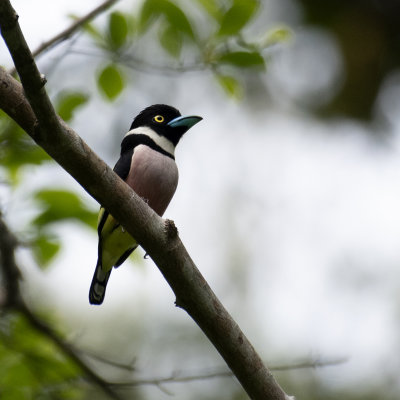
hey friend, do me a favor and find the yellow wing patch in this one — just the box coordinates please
[97,207,137,272]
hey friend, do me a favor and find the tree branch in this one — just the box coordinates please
[0,66,36,135]
[83,349,136,372]
[0,213,123,400]
[0,212,22,308]
[0,1,292,399]
[19,303,124,400]
[8,0,120,75]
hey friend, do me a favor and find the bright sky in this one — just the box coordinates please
[0,0,100,65]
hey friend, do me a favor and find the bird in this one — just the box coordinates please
[89,104,202,305]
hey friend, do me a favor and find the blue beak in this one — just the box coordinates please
[167,115,202,130]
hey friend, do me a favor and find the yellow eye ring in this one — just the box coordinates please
[153,115,164,123]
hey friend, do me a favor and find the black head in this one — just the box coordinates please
[129,104,202,146]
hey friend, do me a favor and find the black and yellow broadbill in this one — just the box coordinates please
[89,104,202,305]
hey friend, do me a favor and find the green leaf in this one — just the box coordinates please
[194,0,222,20]
[259,26,293,48]
[82,21,103,42]
[97,64,124,100]
[0,117,51,183]
[69,14,103,43]
[33,189,97,229]
[159,23,183,58]
[56,91,88,122]
[216,74,242,98]
[139,0,158,32]
[108,11,129,49]
[163,2,194,38]
[140,0,194,38]
[32,234,61,268]
[217,51,265,68]
[218,0,259,37]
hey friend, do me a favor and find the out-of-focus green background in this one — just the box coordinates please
[1,0,400,399]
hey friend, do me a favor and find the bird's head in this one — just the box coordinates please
[129,104,202,146]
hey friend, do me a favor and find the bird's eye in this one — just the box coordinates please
[153,115,164,123]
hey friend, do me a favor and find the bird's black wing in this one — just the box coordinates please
[113,149,134,180]
[97,149,134,235]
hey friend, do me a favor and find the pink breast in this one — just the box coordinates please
[125,145,179,216]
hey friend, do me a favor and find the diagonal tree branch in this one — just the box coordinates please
[0,213,123,400]
[31,0,119,59]
[19,303,124,400]
[0,1,293,399]
[0,212,22,308]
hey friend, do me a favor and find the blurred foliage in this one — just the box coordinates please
[32,189,97,229]
[216,74,243,98]
[0,112,51,183]
[56,91,89,122]
[32,232,62,268]
[139,0,194,37]
[28,189,97,267]
[297,0,400,120]
[217,0,258,37]
[216,51,265,68]
[0,313,81,400]
[108,11,130,50]
[97,63,125,100]
[81,0,291,101]
[79,0,400,122]
[0,103,96,268]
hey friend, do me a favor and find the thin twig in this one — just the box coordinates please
[270,357,348,371]
[83,350,136,372]
[111,370,233,388]
[8,0,120,75]
[109,358,347,388]
[121,54,209,75]
[68,47,209,76]
[42,33,82,77]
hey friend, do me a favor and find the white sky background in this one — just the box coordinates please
[2,0,400,398]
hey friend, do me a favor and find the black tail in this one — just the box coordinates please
[89,262,112,305]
